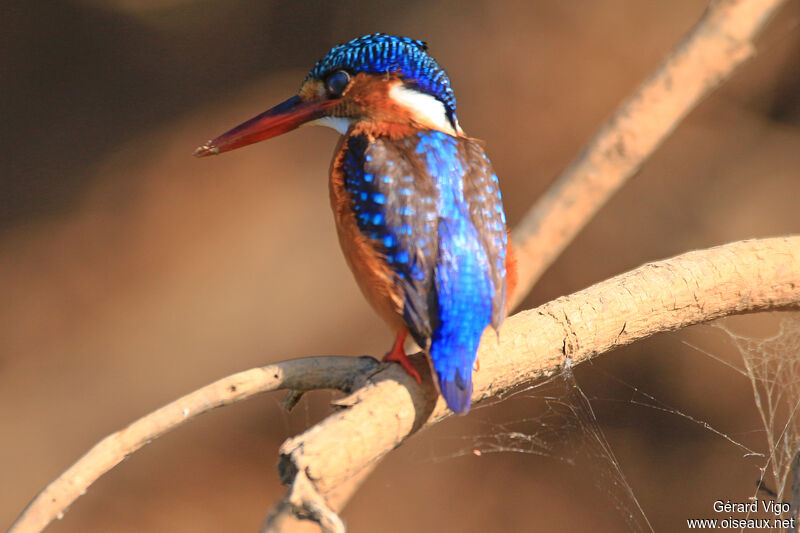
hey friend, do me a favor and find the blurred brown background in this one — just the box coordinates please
[2,1,800,531]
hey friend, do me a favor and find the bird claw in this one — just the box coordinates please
[383,349,422,384]
[382,329,421,384]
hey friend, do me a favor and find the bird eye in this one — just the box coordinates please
[326,70,351,97]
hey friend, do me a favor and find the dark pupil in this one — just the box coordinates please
[327,71,350,96]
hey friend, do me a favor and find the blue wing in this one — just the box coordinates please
[342,130,508,413]
[342,133,440,345]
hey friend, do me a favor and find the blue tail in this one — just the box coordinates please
[431,217,493,414]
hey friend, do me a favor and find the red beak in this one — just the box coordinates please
[193,95,336,157]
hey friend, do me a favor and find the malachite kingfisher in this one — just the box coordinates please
[195,33,516,414]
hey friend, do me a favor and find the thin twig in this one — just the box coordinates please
[8,357,381,533]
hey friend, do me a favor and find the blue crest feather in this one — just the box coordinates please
[308,33,457,123]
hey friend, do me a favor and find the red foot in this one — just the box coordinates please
[382,329,422,384]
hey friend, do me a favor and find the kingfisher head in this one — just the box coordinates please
[195,33,460,157]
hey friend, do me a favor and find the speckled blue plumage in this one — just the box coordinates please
[342,130,507,413]
[307,33,457,124]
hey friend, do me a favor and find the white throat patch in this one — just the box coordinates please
[308,116,352,135]
[388,85,456,135]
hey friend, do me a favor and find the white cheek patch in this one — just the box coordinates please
[307,116,352,135]
[388,85,456,135]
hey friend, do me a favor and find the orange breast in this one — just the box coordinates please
[329,135,406,332]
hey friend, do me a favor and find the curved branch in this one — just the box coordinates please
[11,235,800,533]
[8,357,381,533]
[510,0,786,306]
[269,236,800,530]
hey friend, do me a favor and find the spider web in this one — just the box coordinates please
[713,314,800,502]
[423,312,800,531]
[433,359,657,532]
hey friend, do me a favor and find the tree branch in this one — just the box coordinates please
[8,357,381,533]
[263,236,800,531]
[14,236,799,533]
[510,0,786,305]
